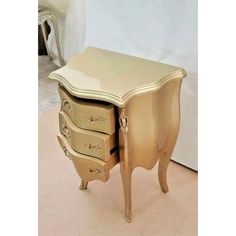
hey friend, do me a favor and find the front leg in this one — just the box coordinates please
[120,162,132,223]
[119,107,132,223]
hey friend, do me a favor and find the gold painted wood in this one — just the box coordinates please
[49,47,186,107]
[59,111,116,161]
[119,108,132,223]
[122,78,182,171]
[58,86,116,135]
[117,78,183,222]
[49,47,187,223]
[57,135,119,183]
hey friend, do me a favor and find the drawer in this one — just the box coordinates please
[58,86,116,135]
[57,134,119,182]
[59,111,117,161]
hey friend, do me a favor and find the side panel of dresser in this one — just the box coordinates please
[118,78,183,222]
[120,78,182,171]
[58,86,115,135]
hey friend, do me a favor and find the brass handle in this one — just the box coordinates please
[63,147,71,160]
[63,99,71,111]
[87,144,102,150]
[119,113,128,132]
[88,116,106,123]
[89,168,101,174]
[62,125,70,138]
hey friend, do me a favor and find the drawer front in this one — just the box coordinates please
[59,111,116,161]
[57,135,119,182]
[58,86,116,135]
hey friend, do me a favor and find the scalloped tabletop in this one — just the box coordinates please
[49,47,186,107]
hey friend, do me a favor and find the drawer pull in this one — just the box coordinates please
[87,144,102,150]
[88,116,106,123]
[89,168,101,174]
[63,147,71,160]
[62,125,70,138]
[63,99,71,111]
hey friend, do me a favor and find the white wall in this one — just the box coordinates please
[85,0,197,73]
[41,0,198,170]
[85,0,198,170]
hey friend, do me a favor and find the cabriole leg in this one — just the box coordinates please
[49,14,65,66]
[120,162,132,222]
[40,22,53,60]
[119,107,132,222]
[158,152,171,193]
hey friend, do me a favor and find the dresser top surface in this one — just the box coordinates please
[49,47,186,107]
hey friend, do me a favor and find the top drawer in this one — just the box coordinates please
[58,86,116,135]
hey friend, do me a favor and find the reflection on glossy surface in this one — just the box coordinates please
[124,78,182,170]
[49,47,186,106]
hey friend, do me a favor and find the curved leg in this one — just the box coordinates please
[158,152,171,193]
[40,22,53,60]
[79,180,88,190]
[49,14,65,66]
[120,162,132,223]
[119,107,132,223]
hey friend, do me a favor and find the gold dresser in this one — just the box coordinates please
[49,47,187,222]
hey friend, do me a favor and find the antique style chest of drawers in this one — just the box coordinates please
[49,47,186,222]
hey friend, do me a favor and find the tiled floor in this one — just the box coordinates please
[38,56,60,114]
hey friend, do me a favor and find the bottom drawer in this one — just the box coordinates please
[57,135,119,182]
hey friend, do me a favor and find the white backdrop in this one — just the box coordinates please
[39,0,198,170]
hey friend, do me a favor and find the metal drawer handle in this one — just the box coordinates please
[89,168,101,174]
[63,99,71,111]
[88,116,106,123]
[119,112,128,133]
[62,124,70,138]
[87,144,102,150]
[63,147,71,160]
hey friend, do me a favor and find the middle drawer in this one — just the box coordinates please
[59,111,117,161]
